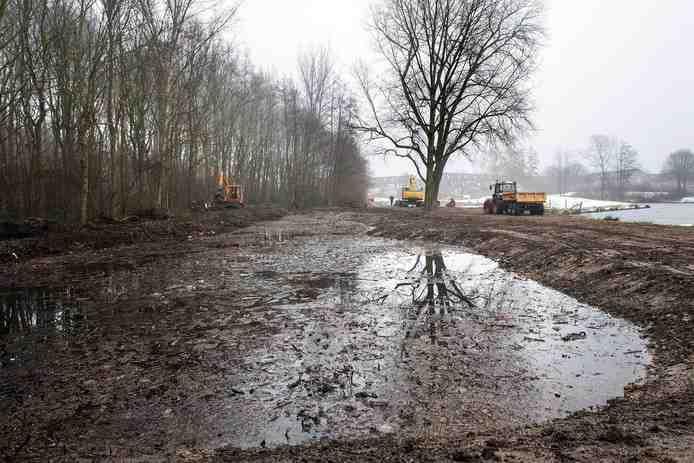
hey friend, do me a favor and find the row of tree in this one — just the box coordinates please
[484,135,693,200]
[542,136,693,199]
[542,135,639,199]
[0,0,367,223]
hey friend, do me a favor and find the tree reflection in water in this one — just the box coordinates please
[0,288,81,337]
[397,249,475,314]
[394,249,478,344]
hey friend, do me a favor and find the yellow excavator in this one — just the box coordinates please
[214,173,244,208]
[395,175,425,207]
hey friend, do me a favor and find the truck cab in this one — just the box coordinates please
[492,181,517,199]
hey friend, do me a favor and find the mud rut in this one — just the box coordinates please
[0,212,652,460]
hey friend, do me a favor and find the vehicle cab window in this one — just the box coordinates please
[495,183,516,194]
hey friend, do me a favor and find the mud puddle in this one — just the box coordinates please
[208,224,650,449]
[0,287,83,365]
[0,215,652,455]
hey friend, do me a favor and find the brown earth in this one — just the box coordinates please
[220,208,694,462]
[1,207,693,462]
[0,207,287,268]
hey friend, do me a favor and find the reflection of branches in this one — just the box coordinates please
[396,251,476,314]
[1,289,81,336]
[406,254,422,273]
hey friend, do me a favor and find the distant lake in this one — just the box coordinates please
[587,203,694,226]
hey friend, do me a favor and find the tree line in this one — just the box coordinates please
[542,135,694,199]
[0,0,367,224]
[479,133,693,201]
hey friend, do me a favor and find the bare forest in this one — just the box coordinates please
[0,0,368,224]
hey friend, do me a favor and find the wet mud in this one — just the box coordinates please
[196,232,649,450]
[0,212,657,461]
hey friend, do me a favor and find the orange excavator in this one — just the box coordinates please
[214,174,244,208]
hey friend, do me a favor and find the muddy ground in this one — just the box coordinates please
[1,207,693,462]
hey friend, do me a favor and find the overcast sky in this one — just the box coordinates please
[232,0,694,176]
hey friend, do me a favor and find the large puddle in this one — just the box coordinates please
[208,234,650,448]
[0,219,651,451]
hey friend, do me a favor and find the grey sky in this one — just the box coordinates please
[233,0,694,176]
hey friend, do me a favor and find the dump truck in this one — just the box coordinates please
[395,175,425,207]
[483,181,545,215]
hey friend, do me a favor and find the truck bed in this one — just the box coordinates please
[502,192,546,203]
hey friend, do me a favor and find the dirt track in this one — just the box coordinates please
[1,207,693,462]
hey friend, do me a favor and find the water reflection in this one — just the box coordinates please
[396,250,475,314]
[0,288,82,336]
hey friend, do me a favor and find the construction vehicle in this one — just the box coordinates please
[483,181,545,215]
[395,175,425,207]
[214,174,244,208]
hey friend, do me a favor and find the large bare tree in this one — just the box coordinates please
[356,0,543,208]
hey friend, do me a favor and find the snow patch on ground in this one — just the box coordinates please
[372,194,644,211]
[546,195,630,210]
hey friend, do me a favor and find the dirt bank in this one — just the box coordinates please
[1,208,693,462]
[0,207,287,268]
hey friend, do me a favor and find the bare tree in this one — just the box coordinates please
[298,47,332,118]
[613,141,638,199]
[664,149,694,195]
[356,0,543,208]
[584,134,616,200]
[484,145,538,186]
[552,149,569,194]
[543,152,587,195]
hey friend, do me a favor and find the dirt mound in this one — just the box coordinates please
[0,207,286,265]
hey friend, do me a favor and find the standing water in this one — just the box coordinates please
[0,287,82,365]
[211,234,650,448]
[0,219,652,452]
[588,203,694,225]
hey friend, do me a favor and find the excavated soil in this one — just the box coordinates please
[220,209,694,462]
[1,207,693,462]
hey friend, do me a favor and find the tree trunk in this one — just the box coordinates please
[79,147,89,225]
